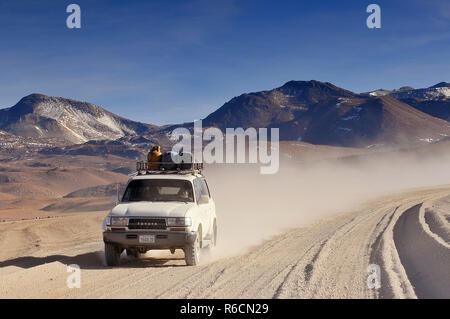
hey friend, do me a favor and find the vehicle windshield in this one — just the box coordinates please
[122,179,194,203]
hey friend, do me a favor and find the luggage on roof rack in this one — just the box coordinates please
[136,152,203,175]
[135,162,203,175]
[161,151,178,170]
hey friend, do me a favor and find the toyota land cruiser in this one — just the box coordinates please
[102,162,217,266]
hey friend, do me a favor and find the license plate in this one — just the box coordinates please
[139,235,155,243]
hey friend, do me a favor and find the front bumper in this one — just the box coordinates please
[103,230,197,249]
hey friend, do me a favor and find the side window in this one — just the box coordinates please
[200,179,210,198]
[193,179,202,201]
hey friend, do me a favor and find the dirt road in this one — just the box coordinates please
[0,186,449,299]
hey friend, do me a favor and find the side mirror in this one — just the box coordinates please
[110,195,119,205]
[111,183,121,205]
[198,195,209,205]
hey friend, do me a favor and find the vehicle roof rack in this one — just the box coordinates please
[136,161,203,176]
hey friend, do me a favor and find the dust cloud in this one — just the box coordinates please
[205,143,450,258]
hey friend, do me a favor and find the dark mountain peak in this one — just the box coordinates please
[281,80,341,90]
[280,79,322,88]
[278,80,355,98]
[8,93,50,113]
[430,82,450,88]
[21,93,49,100]
[204,79,450,146]
[15,93,76,109]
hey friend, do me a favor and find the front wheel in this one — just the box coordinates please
[105,243,122,266]
[184,232,201,266]
[126,249,140,258]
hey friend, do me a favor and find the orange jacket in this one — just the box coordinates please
[147,146,162,169]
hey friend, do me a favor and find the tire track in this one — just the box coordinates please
[1,187,450,298]
[393,204,450,298]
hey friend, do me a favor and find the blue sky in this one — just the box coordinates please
[0,0,449,125]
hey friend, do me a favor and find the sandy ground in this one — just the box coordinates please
[0,186,448,299]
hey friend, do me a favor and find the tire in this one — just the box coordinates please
[184,230,201,266]
[105,243,122,266]
[126,249,139,258]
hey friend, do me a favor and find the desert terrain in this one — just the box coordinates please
[0,141,449,298]
[1,0,449,301]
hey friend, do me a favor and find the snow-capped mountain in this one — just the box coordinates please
[0,94,159,144]
[368,82,450,121]
[368,83,450,99]
[389,82,450,100]
[368,86,414,97]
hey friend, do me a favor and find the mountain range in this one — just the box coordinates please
[203,80,450,146]
[0,80,449,156]
[0,94,159,144]
[368,82,450,122]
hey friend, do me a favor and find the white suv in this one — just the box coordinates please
[102,168,217,266]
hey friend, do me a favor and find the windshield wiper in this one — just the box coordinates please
[154,199,192,203]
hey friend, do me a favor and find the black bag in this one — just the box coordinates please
[161,151,178,170]
[176,152,193,170]
[161,151,194,170]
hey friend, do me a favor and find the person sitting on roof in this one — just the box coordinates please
[147,145,162,169]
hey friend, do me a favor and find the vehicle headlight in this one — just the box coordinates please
[110,216,128,226]
[102,216,111,231]
[167,217,191,226]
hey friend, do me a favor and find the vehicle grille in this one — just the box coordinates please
[128,218,166,230]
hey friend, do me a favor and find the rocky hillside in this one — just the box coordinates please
[0,94,159,144]
[202,80,450,146]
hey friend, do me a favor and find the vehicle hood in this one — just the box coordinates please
[109,201,195,218]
